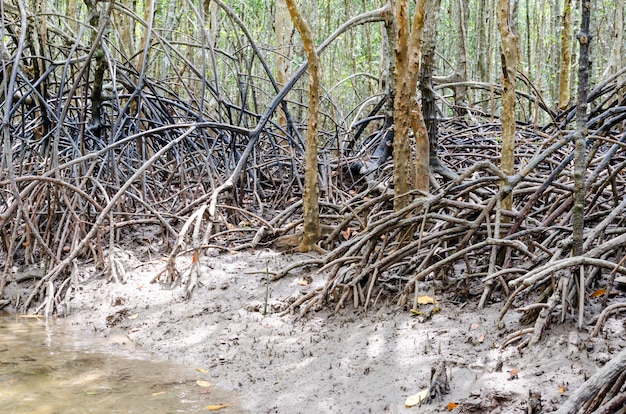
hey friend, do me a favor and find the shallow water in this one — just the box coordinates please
[0,314,245,414]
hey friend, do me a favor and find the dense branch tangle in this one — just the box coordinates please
[0,1,391,311]
[281,86,626,348]
[0,0,625,354]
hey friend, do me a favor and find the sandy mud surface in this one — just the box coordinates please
[47,247,626,413]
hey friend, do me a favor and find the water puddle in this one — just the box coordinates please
[0,314,245,413]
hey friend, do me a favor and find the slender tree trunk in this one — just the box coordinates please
[393,0,412,211]
[284,0,320,252]
[558,0,572,110]
[488,0,496,119]
[550,0,561,106]
[160,0,178,81]
[275,0,290,132]
[407,0,429,194]
[476,0,488,83]
[601,0,622,79]
[572,0,591,257]
[497,0,519,212]
[453,0,469,116]
[393,0,429,212]
[420,0,441,166]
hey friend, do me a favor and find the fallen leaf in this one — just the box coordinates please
[206,403,232,410]
[447,402,459,410]
[196,380,212,388]
[196,368,209,373]
[470,323,479,330]
[417,295,436,305]
[127,313,139,320]
[558,386,565,394]
[152,391,166,396]
[296,279,310,286]
[405,389,428,407]
[589,289,606,298]
[478,334,485,343]
[341,228,351,240]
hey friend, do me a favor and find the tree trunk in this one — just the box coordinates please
[453,0,469,116]
[420,0,440,162]
[476,0,488,83]
[275,0,290,131]
[393,0,429,212]
[407,0,429,194]
[558,0,572,110]
[601,0,622,79]
[572,0,591,257]
[497,0,519,213]
[284,0,320,252]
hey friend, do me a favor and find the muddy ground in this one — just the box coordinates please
[7,246,626,413]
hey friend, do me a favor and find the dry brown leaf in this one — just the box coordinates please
[446,402,459,410]
[341,228,351,240]
[205,403,232,410]
[196,380,212,388]
[589,289,606,298]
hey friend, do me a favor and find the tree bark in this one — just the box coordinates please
[572,0,591,257]
[393,0,429,212]
[601,0,622,79]
[453,0,469,116]
[558,0,573,110]
[496,0,519,213]
[407,0,429,194]
[420,0,442,170]
[275,0,290,131]
[393,0,412,211]
[284,0,320,252]
[476,0,489,83]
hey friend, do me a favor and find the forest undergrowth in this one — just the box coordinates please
[1,40,626,414]
[3,1,626,412]
[1,0,626,358]
[2,61,625,352]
